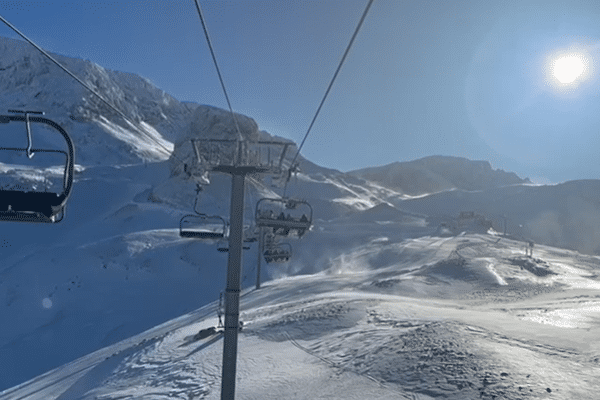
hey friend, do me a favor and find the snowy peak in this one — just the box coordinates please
[349,155,529,196]
[190,105,261,141]
[0,36,302,167]
[0,36,180,124]
[0,36,190,165]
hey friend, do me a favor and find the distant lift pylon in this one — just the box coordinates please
[0,110,75,223]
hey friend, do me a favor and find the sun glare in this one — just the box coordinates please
[543,48,593,94]
[553,55,585,83]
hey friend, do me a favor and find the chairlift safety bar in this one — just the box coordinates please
[0,113,75,222]
[0,114,74,196]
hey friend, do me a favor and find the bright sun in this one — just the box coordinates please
[553,55,586,84]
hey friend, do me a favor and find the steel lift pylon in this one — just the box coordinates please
[188,138,291,400]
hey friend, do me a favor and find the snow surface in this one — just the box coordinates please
[2,234,600,399]
[1,34,600,398]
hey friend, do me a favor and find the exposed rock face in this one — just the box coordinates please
[0,36,192,165]
[168,105,266,180]
[349,155,529,196]
[189,105,260,141]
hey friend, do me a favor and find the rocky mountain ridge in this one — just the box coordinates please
[350,155,530,196]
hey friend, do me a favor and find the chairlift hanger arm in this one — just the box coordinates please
[9,110,45,159]
[278,144,290,170]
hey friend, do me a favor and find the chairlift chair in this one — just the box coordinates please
[0,111,74,223]
[255,197,312,237]
[263,242,292,263]
[178,183,229,239]
[179,213,228,239]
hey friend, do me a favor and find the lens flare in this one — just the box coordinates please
[42,297,53,309]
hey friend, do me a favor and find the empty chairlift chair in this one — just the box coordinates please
[178,184,228,240]
[179,213,228,240]
[255,198,312,237]
[0,111,75,223]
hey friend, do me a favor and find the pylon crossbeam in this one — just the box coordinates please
[191,139,291,174]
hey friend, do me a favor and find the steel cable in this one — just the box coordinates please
[193,0,243,143]
[284,0,374,196]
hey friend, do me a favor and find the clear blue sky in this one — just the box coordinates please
[2,0,600,183]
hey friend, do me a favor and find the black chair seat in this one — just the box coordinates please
[180,230,225,239]
[0,190,65,218]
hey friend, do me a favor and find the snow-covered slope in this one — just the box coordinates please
[398,179,600,255]
[2,234,599,399]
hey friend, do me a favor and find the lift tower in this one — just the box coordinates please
[190,137,290,400]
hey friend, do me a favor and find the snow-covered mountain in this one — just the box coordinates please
[349,155,530,196]
[1,35,600,398]
[0,36,184,166]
